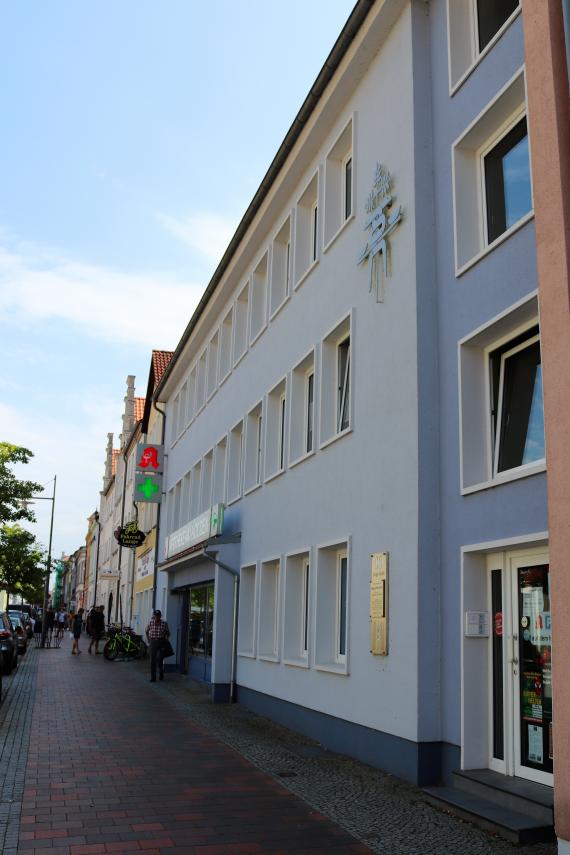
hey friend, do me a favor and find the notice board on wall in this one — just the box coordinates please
[370,552,389,655]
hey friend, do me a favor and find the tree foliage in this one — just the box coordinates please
[0,443,44,524]
[0,524,45,604]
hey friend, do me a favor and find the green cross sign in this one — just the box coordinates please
[138,476,159,500]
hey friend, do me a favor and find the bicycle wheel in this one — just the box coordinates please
[103,639,118,660]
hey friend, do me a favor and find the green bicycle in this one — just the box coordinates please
[103,625,147,661]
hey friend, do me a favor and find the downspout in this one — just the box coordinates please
[151,400,167,611]
[201,550,239,703]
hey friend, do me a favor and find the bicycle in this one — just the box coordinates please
[103,625,147,661]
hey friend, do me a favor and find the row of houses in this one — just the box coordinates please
[80,1,570,848]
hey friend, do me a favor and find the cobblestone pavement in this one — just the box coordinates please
[0,640,557,855]
[6,637,370,855]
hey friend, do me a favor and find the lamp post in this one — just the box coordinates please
[28,476,57,648]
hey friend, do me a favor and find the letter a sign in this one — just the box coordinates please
[135,444,164,504]
[136,444,164,473]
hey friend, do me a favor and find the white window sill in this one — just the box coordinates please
[226,493,242,507]
[461,460,546,495]
[294,257,319,291]
[323,212,355,255]
[233,349,247,371]
[283,657,309,669]
[218,368,232,388]
[319,426,352,452]
[237,649,256,659]
[250,322,267,348]
[258,653,280,664]
[243,481,262,498]
[269,293,291,323]
[315,661,348,676]
[264,467,286,485]
[289,449,316,470]
[456,211,534,278]
[449,6,522,97]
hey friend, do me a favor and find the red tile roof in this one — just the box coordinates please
[152,350,174,385]
[112,449,120,476]
[134,397,145,422]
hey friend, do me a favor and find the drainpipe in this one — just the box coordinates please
[201,550,239,703]
[152,400,167,611]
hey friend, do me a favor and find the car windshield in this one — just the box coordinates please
[9,614,22,628]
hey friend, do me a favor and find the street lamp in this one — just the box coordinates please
[26,476,57,648]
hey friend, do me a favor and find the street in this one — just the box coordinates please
[0,641,557,855]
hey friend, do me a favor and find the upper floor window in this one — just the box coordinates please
[484,116,531,245]
[490,328,544,476]
[294,171,319,287]
[320,313,352,447]
[337,336,350,434]
[324,116,354,249]
[477,0,519,51]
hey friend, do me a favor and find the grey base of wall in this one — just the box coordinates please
[236,685,460,787]
[211,682,231,703]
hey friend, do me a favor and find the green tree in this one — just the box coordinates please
[0,524,45,604]
[0,443,44,524]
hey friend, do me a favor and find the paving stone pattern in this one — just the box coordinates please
[13,637,371,854]
[0,638,558,855]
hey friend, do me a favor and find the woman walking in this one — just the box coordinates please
[71,608,84,655]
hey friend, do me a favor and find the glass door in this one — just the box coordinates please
[188,583,215,682]
[513,560,553,784]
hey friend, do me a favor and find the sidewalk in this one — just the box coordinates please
[0,640,557,855]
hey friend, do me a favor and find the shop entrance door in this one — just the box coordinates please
[188,583,215,682]
[488,549,552,786]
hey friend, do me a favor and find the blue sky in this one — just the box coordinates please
[0,0,355,558]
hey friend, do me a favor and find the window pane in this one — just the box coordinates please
[485,118,531,244]
[477,0,518,52]
[345,157,352,220]
[306,373,314,453]
[338,557,347,657]
[312,204,318,261]
[302,562,309,653]
[498,341,545,472]
[338,338,350,433]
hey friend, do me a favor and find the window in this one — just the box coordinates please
[244,402,263,493]
[233,281,249,365]
[219,307,233,382]
[264,377,287,479]
[337,337,350,434]
[178,383,187,436]
[490,329,544,476]
[227,420,244,503]
[477,0,519,51]
[190,460,201,520]
[283,552,310,666]
[172,480,182,533]
[207,332,219,399]
[289,349,316,465]
[324,117,354,248]
[250,252,269,343]
[200,450,213,512]
[212,436,227,505]
[320,313,352,446]
[452,71,530,273]
[180,471,191,526]
[483,117,531,245]
[258,558,280,661]
[171,395,179,443]
[187,366,197,423]
[315,540,349,674]
[270,215,292,318]
[447,1,521,91]
[196,349,207,412]
[294,171,319,287]
[459,293,545,492]
[237,564,256,657]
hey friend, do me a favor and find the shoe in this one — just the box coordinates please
[150,678,156,682]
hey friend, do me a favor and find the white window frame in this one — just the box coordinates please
[324,115,355,252]
[264,376,288,482]
[320,311,353,449]
[336,550,348,665]
[314,538,350,675]
[311,200,319,265]
[294,170,319,290]
[258,557,281,662]
[206,331,219,401]
[244,401,264,496]
[233,280,250,368]
[237,563,257,658]
[269,213,293,321]
[219,306,234,385]
[305,369,315,455]
[278,391,286,472]
[250,250,269,346]
[337,336,351,435]
[342,152,353,223]
[447,1,522,95]
[226,420,244,505]
[283,549,311,668]
[490,332,543,480]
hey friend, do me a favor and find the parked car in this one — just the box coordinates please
[8,613,28,654]
[0,612,18,675]
[9,609,33,639]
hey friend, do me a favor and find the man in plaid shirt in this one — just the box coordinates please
[146,609,170,682]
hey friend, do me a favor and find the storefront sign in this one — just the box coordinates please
[98,567,120,580]
[166,504,224,559]
[114,521,146,549]
[136,443,164,473]
[135,472,163,503]
[137,550,154,581]
[134,444,164,504]
[357,163,403,302]
[370,552,388,655]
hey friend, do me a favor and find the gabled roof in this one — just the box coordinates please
[142,350,174,433]
[134,397,145,422]
[111,449,120,476]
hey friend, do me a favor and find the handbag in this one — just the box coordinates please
[161,638,174,658]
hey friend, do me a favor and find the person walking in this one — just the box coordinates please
[71,608,84,655]
[145,609,170,682]
[56,608,66,640]
[88,605,105,655]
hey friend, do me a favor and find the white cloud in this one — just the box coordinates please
[0,239,203,349]
[159,211,238,263]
